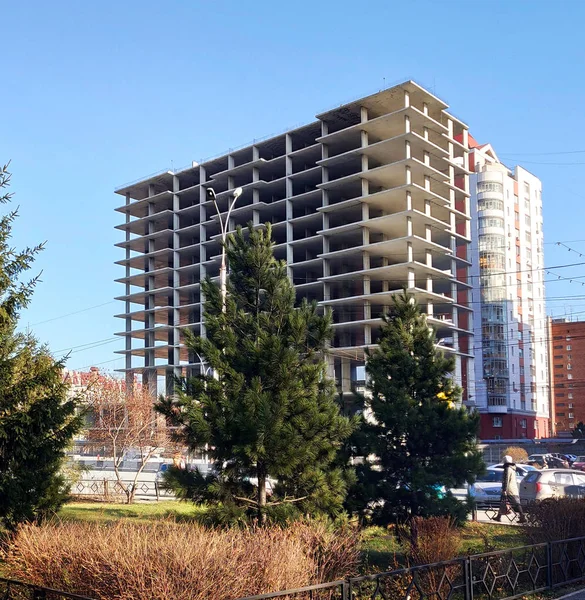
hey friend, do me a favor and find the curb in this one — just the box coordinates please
[555,588,585,600]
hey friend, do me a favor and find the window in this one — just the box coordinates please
[567,364,572,370]
[568,374,573,380]
[569,413,575,419]
[493,417,503,428]
[567,345,572,351]
[569,403,574,409]
[569,393,574,400]
[478,181,503,194]
[567,337,572,341]
[478,198,504,212]
[555,364,563,369]
[554,473,573,485]
[568,354,573,360]
[479,217,505,229]
[520,419,527,429]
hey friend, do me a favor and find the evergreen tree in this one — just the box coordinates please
[0,163,82,530]
[351,292,483,524]
[157,224,352,522]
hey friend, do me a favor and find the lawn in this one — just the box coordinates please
[59,500,206,524]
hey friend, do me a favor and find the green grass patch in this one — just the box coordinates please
[59,501,206,524]
[359,521,529,573]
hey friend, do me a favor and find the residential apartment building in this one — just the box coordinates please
[549,318,585,435]
[468,141,549,439]
[114,80,474,402]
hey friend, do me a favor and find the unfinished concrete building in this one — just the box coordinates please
[114,80,474,402]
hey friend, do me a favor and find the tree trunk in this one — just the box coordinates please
[257,469,267,524]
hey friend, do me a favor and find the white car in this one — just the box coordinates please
[469,464,535,507]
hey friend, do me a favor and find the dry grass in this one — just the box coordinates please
[3,520,360,600]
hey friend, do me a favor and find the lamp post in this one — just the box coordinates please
[205,186,243,312]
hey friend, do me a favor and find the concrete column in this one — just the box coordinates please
[405,115,411,133]
[404,90,410,107]
[199,166,207,338]
[407,241,413,262]
[361,154,369,172]
[405,140,411,159]
[341,358,351,394]
[364,324,372,345]
[125,192,132,390]
[360,106,368,123]
[407,267,415,289]
[406,190,413,211]
[361,177,369,197]
[171,175,181,384]
[423,102,429,116]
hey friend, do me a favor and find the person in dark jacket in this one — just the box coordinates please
[493,455,526,523]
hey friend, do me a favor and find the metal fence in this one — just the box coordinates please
[71,478,174,501]
[0,577,94,599]
[236,535,585,600]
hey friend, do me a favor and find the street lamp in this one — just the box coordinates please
[206,186,243,312]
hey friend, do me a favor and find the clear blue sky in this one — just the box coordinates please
[2,0,584,374]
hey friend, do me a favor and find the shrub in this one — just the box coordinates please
[525,498,585,543]
[397,516,461,565]
[502,447,529,464]
[3,520,359,600]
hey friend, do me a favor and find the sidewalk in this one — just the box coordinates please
[556,588,585,600]
[471,508,523,525]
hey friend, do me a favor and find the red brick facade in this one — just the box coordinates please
[550,320,585,435]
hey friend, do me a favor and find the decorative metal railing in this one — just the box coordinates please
[0,577,94,599]
[236,535,585,600]
[71,478,174,501]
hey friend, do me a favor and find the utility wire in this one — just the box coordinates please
[32,301,116,326]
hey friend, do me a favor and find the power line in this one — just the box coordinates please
[499,150,585,156]
[32,301,116,326]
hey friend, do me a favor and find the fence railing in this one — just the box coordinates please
[0,576,94,599]
[236,535,585,600]
[71,478,174,501]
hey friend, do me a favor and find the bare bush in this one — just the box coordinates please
[3,520,359,600]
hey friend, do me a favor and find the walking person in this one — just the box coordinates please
[493,455,526,523]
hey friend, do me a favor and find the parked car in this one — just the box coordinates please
[552,453,577,466]
[489,463,537,477]
[519,469,585,503]
[470,467,525,507]
[527,454,552,467]
[571,456,585,471]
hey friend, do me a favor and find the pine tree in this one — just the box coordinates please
[0,163,82,530]
[351,292,483,524]
[157,224,352,522]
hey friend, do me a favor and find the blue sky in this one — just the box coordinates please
[2,0,584,374]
